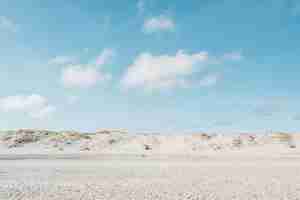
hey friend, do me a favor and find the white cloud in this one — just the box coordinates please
[49,56,76,65]
[121,50,213,90]
[0,94,55,119]
[0,16,17,32]
[60,48,113,89]
[62,65,111,88]
[96,48,115,66]
[223,51,243,61]
[143,15,175,33]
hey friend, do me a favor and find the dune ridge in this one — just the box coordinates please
[0,129,298,156]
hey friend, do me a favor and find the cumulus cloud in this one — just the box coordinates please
[121,50,219,90]
[0,94,55,119]
[60,49,113,89]
[143,15,175,33]
[96,48,115,66]
[0,16,17,32]
[62,65,111,88]
[223,51,243,61]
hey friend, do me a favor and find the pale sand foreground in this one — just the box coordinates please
[1,130,300,199]
[1,154,300,200]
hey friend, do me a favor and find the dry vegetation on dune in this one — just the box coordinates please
[0,129,298,155]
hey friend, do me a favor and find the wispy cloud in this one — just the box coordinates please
[143,15,175,33]
[0,94,56,119]
[0,16,17,33]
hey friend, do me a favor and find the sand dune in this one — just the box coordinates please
[0,129,298,155]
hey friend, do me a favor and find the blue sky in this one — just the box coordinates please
[1,0,300,133]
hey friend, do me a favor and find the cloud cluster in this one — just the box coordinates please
[121,50,219,90]
[53,48,243,93]
[0,94,55,119]
[143,15,175,33]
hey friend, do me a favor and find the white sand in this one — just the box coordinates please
[1,131,300,199]
[1,155,300,200]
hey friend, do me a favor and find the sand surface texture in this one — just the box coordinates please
[1,130,300,199]
[1,155,300,200]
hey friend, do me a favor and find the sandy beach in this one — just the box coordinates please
[1,154,300,200]
[1,130,300,199]
[2,0,300,198]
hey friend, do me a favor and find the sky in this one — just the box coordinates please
[1,0,300,133]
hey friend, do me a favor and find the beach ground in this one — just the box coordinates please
[1,154,300,200]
